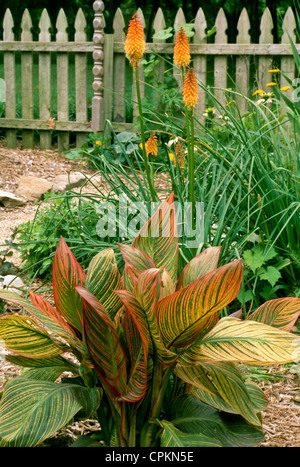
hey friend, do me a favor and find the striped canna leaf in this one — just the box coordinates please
[118,243,156,292]
[131,193,179,283]
[118,310,148,402]
[246,297,300,331]
[84,248,123,318]
[176,246,222,290]
[156,259,243,348]
[0,289,82,352]
[76,286,127,396]
[0,377,102,447]
[53,237,86,332]
[180,317,300,365]
[0,315,65,359]
[116,287,177,366]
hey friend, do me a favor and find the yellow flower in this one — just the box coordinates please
[226,99,235,106]
[280,86,291,92]
[252,90,265,96]
[95,140,101,146]
[145,132,158,156]
[268,68,279,73]
[183,68,198,109]
[173,27,191,69]
[124,13,146,69]
[266,82,277,87]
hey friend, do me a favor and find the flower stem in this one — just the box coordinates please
[135,67,157,202]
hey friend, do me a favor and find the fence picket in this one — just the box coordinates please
[153,8,166,103]
[214,8,228,108]
[258,8,274,91]
[236,8,251,114]
[56,9,69,152]
[21,9,34,149]
[3,9,16,148]
[113,8,126,124]
[173,8,186,89]
[75,8,88,146]
[281,7,296,100]
[193,8,207,121]
[39,9,52,149]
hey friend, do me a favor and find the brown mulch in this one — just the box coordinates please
[0,142,299,447]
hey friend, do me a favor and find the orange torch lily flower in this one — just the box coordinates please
[124,13,146,69]
[173,27,191,69]
[146,132,158,156]
[183,68,198,109]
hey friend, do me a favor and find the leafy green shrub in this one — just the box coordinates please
[0,195,299,447]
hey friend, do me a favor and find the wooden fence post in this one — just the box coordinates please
[21,9,34,149]
[113,8,126,124]
[3,9,17,148]
[39,9,52,150]
[91,0,105,134]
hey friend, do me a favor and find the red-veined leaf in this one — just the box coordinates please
[75,286,127,396]
[247,297,300,331]
[176,246,221,290]
[53,237,86,332]
[156,259,243,348]
[118,243,156,292]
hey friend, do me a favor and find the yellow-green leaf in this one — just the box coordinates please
[85,248,123,318]
[0,315,65,359]
[182,317,300,365]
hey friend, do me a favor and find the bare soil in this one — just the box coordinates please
[0,142,299,447]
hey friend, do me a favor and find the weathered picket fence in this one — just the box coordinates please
[0,1,299,151]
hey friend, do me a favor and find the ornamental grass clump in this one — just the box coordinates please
[0,194,299,447]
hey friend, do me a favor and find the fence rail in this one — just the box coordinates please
[0,2,299,151]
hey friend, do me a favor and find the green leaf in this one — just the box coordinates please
[0,377,102,447]
[170,394,264,447]
[158,419,222,447]
[152,27,173,41]
[243,249,265,272]
[259,266,281,287]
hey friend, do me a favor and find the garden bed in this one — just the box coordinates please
[0,144,299,448]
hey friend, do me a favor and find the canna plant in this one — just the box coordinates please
[0,194,299,447]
